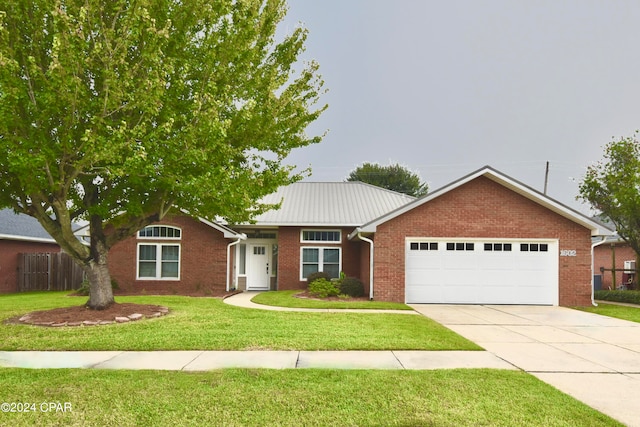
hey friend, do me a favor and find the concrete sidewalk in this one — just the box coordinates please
[0,350,515,371]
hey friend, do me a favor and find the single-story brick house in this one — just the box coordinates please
[107,166,610,306]
[0,209,62,293]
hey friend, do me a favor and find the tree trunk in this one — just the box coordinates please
[84,260,115,309]
[84,232,115,310]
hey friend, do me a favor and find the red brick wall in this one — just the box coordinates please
[276,226,362,290]
[0,240,60,293]
[373,176,593,306]
[108,215,230,294]
[594,243,636,289]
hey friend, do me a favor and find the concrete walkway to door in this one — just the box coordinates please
[409,304,640,427]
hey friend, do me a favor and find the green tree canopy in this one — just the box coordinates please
[579,133,640,261]
[0,0,326,308]
[346,162,428,197]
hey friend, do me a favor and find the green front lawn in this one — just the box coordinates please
[251,290,412,310]
[578,302,640,323]
[0,292,479,351]
[0,368,621,427]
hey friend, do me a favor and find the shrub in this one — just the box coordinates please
[76,279,90,296]
[308,278,340,298]
[339,277,365,297]
[594,290,640,305]
[306,271,332,284]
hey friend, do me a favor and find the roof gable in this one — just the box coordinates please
[246,182,415,227]
[354,166,611,237]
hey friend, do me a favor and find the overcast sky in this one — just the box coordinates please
[279,0,640,214]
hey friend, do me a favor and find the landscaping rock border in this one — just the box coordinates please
[14,305,170,327]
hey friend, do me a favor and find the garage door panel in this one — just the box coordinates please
[443,254,478,270]
[405,239,558,305]
[481,271,518,287]
[406,284,442,302]
[442,287,480,304]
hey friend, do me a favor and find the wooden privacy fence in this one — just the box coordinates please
[17,253,85,292]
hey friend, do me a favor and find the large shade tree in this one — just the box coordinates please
[0,0,326,309]
[579,133,640,265]
[346,162,428,197]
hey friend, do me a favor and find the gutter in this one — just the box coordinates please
[356,230,375,300]
[591,237,609,307]
[226,234,247,292]
[0,234,58,244]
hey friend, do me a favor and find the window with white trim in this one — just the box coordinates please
[238,244,247,275]
[301,230,341,243]
[137,243,180,279]
[137,225,181,280]
[138,225,181,239]
[301,247,341,279]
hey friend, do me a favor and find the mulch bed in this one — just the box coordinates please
[294,291,370,302]
[6,303,169,327]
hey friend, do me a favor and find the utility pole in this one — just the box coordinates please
[543,161,550,195]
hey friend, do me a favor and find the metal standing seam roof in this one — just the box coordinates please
[0,208,57,243]
[248,182,416,227]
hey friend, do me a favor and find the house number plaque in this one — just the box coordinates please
[560,249,577,257]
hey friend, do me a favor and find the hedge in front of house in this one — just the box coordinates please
[308,278,340,298]
[339,277,365,297]
[594,290,640,305]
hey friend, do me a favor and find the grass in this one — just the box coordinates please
[0,368,622,427]
[578,302,640,323]
[251,290,413,310]
[0,292,480,351]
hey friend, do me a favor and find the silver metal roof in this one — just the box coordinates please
[249,182,415,227]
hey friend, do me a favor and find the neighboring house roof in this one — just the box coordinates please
[248,182,416,227]
[353,166,612,237]
[0,208,58,244]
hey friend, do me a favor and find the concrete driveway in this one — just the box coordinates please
[409,304,640,427]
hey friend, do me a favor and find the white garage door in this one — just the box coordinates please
[405,239,558,305]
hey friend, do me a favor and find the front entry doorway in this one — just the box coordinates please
[245,240,277,290]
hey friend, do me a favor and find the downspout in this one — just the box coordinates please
[591,237,608,307]
[357,231,375,300]
[226,234,246,292]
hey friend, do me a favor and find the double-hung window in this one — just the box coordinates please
[301,247,341,280]
[137,226,181,280]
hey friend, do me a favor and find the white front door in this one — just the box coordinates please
[247,244,271,290]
